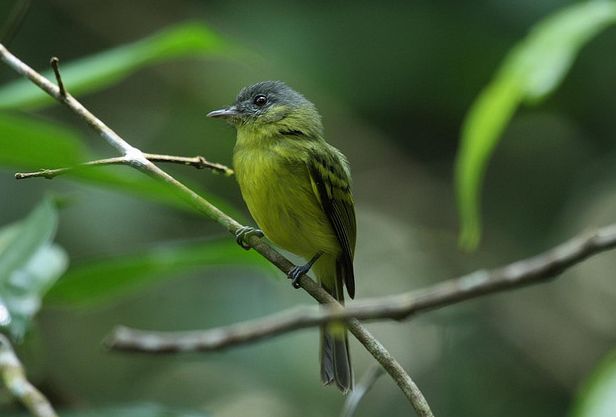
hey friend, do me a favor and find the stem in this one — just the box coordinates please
[0,334,58,417]
[14,153,233,180]
[340,365,384,417]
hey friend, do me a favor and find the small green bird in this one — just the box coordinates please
[208,81,356,393]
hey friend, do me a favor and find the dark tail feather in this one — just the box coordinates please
[320,261,353,393]
[320,325,352,393]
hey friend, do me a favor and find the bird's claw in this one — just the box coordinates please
[288,264,310,288]
[235,226,264,250]
[287,252,323,289]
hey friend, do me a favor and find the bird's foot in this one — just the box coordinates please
[287,252,323,288]
[235,226,264,250]
[288,264,311,289]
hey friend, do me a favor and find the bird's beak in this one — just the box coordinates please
[207,106,239,119]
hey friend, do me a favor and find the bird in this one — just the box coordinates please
[207,80,356,393]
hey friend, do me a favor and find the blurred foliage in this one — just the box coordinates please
[0,1,615,417]
[455,1,616,250]
[7,404,211,417]
[0,111,242,217]
[0,113,85,168]
[0,22,236,110]
[46,238,272,306]
[0,198,66,340]
[571,350,616,417]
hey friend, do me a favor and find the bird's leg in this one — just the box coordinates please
[235,226,264,250]
[288,251,323,288]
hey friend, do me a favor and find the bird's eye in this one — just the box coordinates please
[254,94,267,106]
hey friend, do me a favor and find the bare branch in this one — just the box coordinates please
[106,224,616,351]
[0,42,433,417]
[49,57,65,97]
[14,153,234,180]
[340,365,384,417]
[143,153,233,175]
[15,156,127,179]
[0,334,59,417]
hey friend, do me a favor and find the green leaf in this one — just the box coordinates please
[0,113,87,169]
[0,198,68,339]
[571,350,616,417]
[46,238,274,307]
[0,113,243,219]
[0,22,234,110]
[455,1,616,250]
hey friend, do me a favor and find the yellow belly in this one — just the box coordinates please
[234,146,340,259]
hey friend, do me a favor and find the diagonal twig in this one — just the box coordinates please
[0,334,58,417]
[0,43,434,417]
[340,364,384,417]
[50,57,65,97]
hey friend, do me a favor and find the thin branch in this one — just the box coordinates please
[0,334,59,417]
[14,153,234,180]
[144,153,233,175]
[0,43,433,417]
[106,223,616,351]
[49,57,65,97]
[340,364,384,417]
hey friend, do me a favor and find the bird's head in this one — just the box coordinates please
[207,81,323,138]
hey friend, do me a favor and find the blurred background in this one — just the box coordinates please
[1,1,615,416]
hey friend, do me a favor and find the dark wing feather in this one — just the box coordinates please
[307,149,356,298]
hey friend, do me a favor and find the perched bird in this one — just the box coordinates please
[208,81,356,393]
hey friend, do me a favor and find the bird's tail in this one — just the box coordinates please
[319,258,353,394]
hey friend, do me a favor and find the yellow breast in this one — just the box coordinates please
[233,138,340,258]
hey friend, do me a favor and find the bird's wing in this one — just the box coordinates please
[307,147,356,298]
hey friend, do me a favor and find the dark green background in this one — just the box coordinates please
[1,1,615,416]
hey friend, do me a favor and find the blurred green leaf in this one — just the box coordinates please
[571,350,616,417]
[0,113,243,218]
[0,22,235,110]
[6,404,211,417]
[46,238,274,306]
[0,198,68,340]
[0,113,87,168]
[455,1,616,250]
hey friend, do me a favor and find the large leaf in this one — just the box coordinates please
[455,2,616,250]
[0,22,234,110]
[571,350,616,417]
[46,238,274,307]
[0,113,243,219]
[0,198,68,339]
[0,113,86,168]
